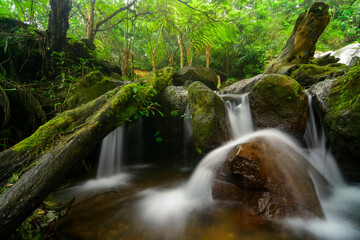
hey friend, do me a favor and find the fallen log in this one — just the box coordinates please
[0,67,174,237]
[265,2,330,74]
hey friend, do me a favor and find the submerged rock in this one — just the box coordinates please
[249,74,308,138]
[188,81,230,154]
[173,66,218,90]
[290,63,347,87]
[213,137,324,219]
[310,64,360,181]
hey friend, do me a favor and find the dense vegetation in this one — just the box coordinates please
[1,0,359,79]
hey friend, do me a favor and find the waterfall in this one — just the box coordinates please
[183,104,193,162]
[96,126,124,178]
[138,93,360,240]
[81,125,131,190]
[222,93,254,139]
[285,95,360,240]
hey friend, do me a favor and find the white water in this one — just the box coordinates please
[138,94,360,239]
[183,104,193,163]
[223,93,254,139]
[315,42,360,65]
[285,96,360,240]
[97,126,124,178]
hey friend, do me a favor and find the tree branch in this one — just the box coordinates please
[94,0,136,35]
[177,0,218,22]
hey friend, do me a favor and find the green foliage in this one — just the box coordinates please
[155,131,163,143]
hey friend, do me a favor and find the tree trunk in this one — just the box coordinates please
[124,47,130,76]
[152,48,157,71]
[169,55,174,67]
[186,47,192,66]
[205,44,211,69]
[0,68,174,237]
[48,0,72,53]
[87,0,96,41]
[178,35,184,68]
[265,2,330,74]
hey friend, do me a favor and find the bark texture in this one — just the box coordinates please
[0,68,174,237]
[265,2,331,74]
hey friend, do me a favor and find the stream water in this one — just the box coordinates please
[55,94,360,240]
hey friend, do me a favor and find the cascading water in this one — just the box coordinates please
[138,94,360,240]
[285,95,360,240]
[183,104,193,163]
[82,125,131,189]
[97,126,124,178]
[222,93,254,138]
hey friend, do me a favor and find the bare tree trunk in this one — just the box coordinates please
[186,47,192,66]
[169,55,174,67]
[265,2,330,74]
[124,47,130,76]
[87,0,96,41]
[205,44,211,69]
[152,48,157,71]
[178,35,184,68]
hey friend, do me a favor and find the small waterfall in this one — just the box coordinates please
[222,94,254,138]
[96,126,124,178]
[304,95,344,187]
[183,104,193,162]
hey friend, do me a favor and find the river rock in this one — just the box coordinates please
[218,74,265,94]
[290,63,347,87]
[213,137,324,219]
[188,81,230,154]
[173,66,218,90]
[310,64,360,181]
[249,74,308,138]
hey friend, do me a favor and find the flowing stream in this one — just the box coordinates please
[56,94,360,240]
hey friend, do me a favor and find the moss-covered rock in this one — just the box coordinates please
[188,81,230,154]
[249,74,308,138]
[173,66,218,90]
[219,74,266,94]
[64,71,117,110]
[310,64,360,181]
[290,63,347,87]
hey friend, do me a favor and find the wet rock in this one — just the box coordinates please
[290,63,347,87]
[213,137,324,219]
[249,74,308,138]
[152,86,189,156]
[188,81,230,154]
[64,71,116,110]
[310,64,360,181]
[218,74,265,94]
[173,66,218,90]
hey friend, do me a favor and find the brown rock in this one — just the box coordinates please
[213,137,324,219]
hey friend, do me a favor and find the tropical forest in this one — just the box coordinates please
[0,0,360,239]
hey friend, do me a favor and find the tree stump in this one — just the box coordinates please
[265,2,331,74]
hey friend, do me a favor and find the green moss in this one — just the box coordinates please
[13,114,73,153]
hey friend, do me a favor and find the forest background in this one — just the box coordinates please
[1,0,360,80]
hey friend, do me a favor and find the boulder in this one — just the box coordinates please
[265,3,331,74]
[218,74,265,94]
[213,137,324,219]
[64,71,116,110]
[99,60,122,76]
[310,64,360,181]
[173,66,218,90]
[249,74,308,138]
[188,81,230,154]
[290,63,347,87]
[311,52,339,66]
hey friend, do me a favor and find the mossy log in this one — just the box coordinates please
[0,67,174,237]
[265,2,331,74]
